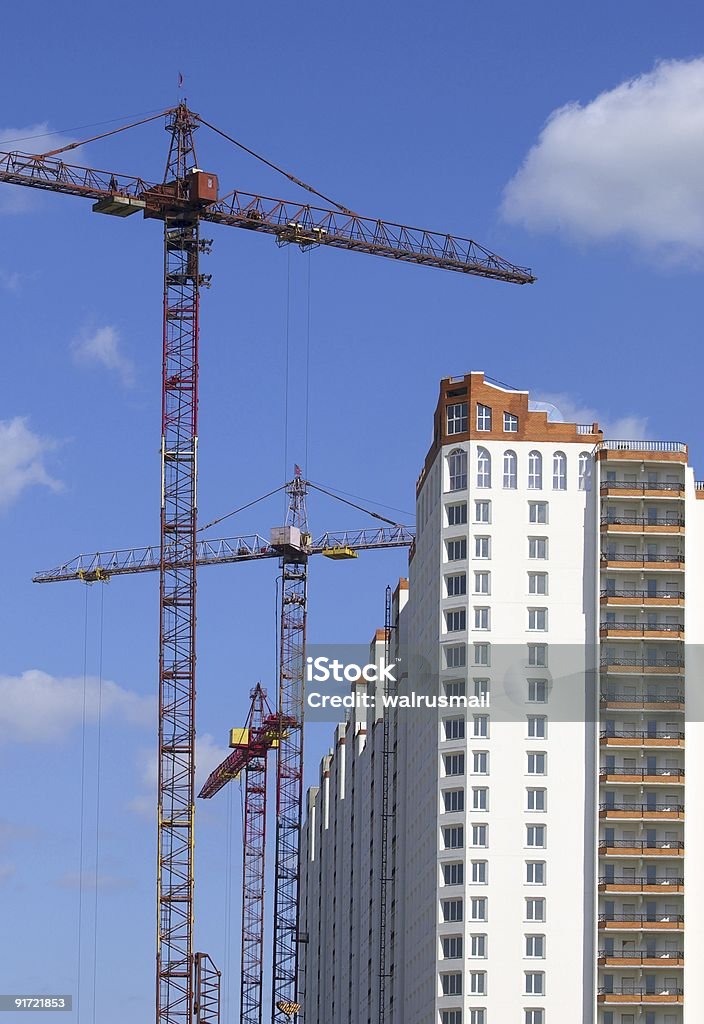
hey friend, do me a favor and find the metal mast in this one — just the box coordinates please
[272,471,309,1023]
[157,103,204,1024]
[378,585,395,1022]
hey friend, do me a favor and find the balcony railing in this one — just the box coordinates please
[599,804,684,813]
[600,657,684,669]
[600,623,684,633]
[601,590,685,600]
[601,516,685,527]
[597,441,687,454]
[598,985,684,996]
[598,950,684,962]
[599,913,684,923]
[602,555,686,565]
[601,730,684,740]
[599,876,684,887]
[599,769,685,779]
[600,692,684,705]
[598,841,684,851]
[600,481,684,492]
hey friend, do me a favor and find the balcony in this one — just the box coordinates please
[599,840,684,857]
[597,986,683,1004]
[596,441,687,455]
[600,692,685,711]
[601,589,685,607]
[600,481,685,498]
[600,553,685,570]
[600,622,684,639]
[599,768,685,785]
[601,515,685,535]
[599,913,684,929]
[598,950,684,967]
[600,657,684,675]
[600,731,684,749]
[599,876,684,894]
[599,803,684,821]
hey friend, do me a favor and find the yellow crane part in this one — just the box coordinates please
[321,546,358,560]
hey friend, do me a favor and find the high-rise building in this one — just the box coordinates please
[300,371,702,1024]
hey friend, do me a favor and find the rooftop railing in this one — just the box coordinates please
[597,441,687,453]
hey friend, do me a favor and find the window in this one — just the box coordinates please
[579,451,591,491]
[526,935,545,958]
[528,537,548,560]
[503,450,518,489]
[525,898,545,921]
[470,897,487,920]
[528,573,548,595]
[442,864,464,888]
[474,500,490,523]
[474,607,490,630]
[441,1012,463,1024]
[470,934,487,958]
[527,716,547,738]
[471,860,487,884]
[473,643,490,666]
[447,402,468,435]
[526,825,546,848]
[528,608,548,631]
[472,787,489,811]
[443,789,465,813]
[447,538,467,561]
[477,404,492,431]
[444,753,465,776]
[444,679,466,700]
[527,789,546,812]
[476,447,491,488]
[469,1012,485,1024]
[528,450,543,489]
[472,751,489,775]
[472,715,489,738]
[529,501,548,524]
[474,571,490,595]
[448,449,468,491]
[526,861,546,884]
[471,824,488,847]
[552,451,567,490]
[474,536,490,559]
[447,502,467,526]
[445,645,466,669]
[528,679,547,703]
[469,972,486,995]
[524,1012,544,1024]
[447,573,467,597]
[504,411,519,432]
[446,609,467,633]
[528,645,547,667]
[441,973,463,997]
[442,898,463,922]
[443,826,464,850]
[442,935,463,959]
[527,753,546,775]
[473,678,489,700]
[525,973,544,996]
[444,717,465,740]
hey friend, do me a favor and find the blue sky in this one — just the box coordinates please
[2,2,704,1021]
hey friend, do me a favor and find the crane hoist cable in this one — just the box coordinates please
[307,479,415,522]
[306,481,409,528]
[197,484,288,534]
[76,585,90,1024]
[91,585,106,1022]
[0,108,170,149]
[36,109,172,159]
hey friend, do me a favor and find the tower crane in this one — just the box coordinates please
[34,472,413,1023]
[7,101,535,1024]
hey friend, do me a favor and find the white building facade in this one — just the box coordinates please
[300,372,703,1024]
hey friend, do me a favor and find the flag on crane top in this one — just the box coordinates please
[294,464,302,477]
[177,72,184,88]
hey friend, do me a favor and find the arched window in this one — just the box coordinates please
[528,450,542,490]
[553,451,567,490]
[579,452,591,491]
[476,447,491,489]
[448,449,468,491]
[503,450,517,489]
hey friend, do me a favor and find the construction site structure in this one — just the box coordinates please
[6,102,535,1024]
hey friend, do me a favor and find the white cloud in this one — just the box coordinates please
[0,670,154,744]
[0,123,78,215]
[502,58,704,259]
[129,733,230,817]
[71,325,135,387]
[0,417,62,509]
[0,864,15,883]
[533,391,649,440]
